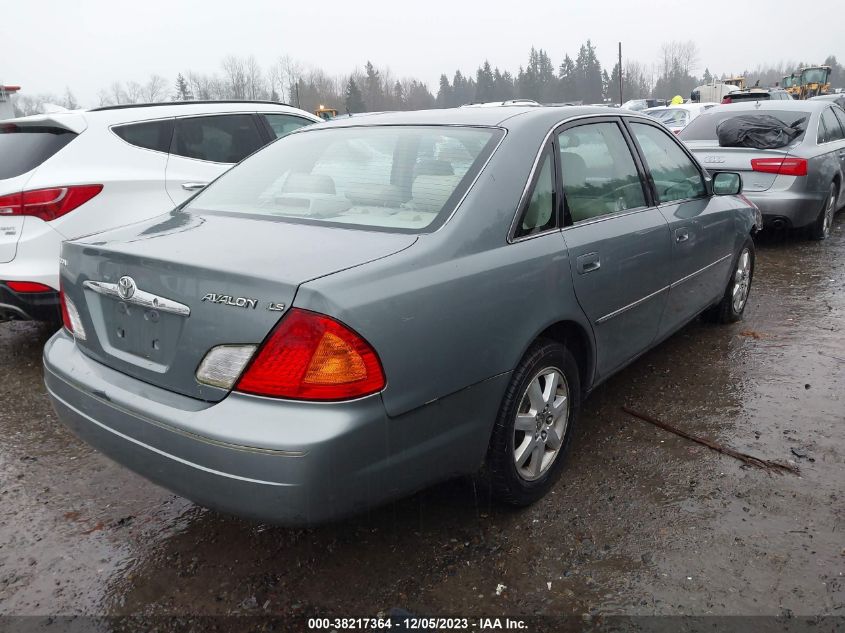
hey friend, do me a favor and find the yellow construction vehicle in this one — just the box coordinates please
[782,74,801,98]
[314,105,338,120]
[723,76,747,90]
[798,66,832,99]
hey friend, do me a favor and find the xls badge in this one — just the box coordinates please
[201,293,285,312]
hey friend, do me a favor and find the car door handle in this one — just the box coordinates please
[181,182,207,191]
[576,252,601,274]
[675,228,690,243]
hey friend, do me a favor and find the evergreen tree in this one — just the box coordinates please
[345,78,365,113]
[475,61,495,102]
[601,69,611,101]
[174,73,193,101]
[558,55,577,102]
[702,67,713,84]
[493,68,514,101]
[393,81,406,109]
[363,61,383,111]
[435,74,452,108]
[609,62,622,104]
[575,40,604,104]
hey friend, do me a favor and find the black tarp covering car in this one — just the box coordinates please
[716,114,806,149]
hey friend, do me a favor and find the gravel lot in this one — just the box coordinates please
[1,219,843,630]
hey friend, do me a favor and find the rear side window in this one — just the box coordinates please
[0,125,76,179]
[263,114,313,139]
[558,122,646,222]
[112,119,174,153]
[515,150,556,238]
[171,115,264,163]
[818,108,844,143]
[630,122,706,203]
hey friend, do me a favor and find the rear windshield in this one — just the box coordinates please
[680,109,811,141]
[647,109,690,126]
[185,125,503,233]
[0,125,76,179]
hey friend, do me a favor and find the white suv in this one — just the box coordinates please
[0,101,319,322]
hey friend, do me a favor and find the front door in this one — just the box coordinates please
[558,119,672,378]
[627,120,736,333]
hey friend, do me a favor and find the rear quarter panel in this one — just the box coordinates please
[25,122,172,240]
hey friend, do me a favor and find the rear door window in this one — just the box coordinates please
[630,122,706,203]
[819,108,844,143]
[0,125,76,179]
[832,106,845,134]
[557,121,647,222]
[112,119,174,152]
[171,115,264,163]
[262,114,313,139]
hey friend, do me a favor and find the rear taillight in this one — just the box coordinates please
[722,97,732,104]
[59,288,87,341]
[0,185,103,221]
[750,157,808,176]
[235,308,385,401]
[7,281,54,293]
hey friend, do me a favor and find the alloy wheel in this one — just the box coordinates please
[732,248,752,313]
[512,367,570,481]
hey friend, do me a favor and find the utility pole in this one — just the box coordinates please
[618,42,623,106]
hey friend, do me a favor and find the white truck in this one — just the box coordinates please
[690,82,741,104]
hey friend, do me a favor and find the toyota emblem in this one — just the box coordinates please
[117,276,136,300]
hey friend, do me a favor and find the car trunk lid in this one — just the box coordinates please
[685,140,795,192]
[61,211,417,402]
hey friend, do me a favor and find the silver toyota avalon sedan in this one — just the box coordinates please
[680,100,845,239]
[45,106,759,524]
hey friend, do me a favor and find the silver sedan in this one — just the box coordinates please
[680,100,845,239]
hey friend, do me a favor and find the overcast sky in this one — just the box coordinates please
[3,0,842,105]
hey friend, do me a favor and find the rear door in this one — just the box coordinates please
[0,123,78,262]
[627,119,736,333]
[831,106,845,205]
[558,117,672,378]
[165,114,266,206]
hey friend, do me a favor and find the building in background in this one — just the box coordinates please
[1,85,21,119]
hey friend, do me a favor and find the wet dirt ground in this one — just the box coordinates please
[1,220,843,628]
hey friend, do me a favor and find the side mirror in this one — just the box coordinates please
[712,172,742,196]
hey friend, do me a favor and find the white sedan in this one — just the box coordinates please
[643,103,718,135]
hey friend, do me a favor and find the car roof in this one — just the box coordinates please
[5,101,320,127]
[711,100,824,112]
[305,105,635,132]
[643,103,716,113]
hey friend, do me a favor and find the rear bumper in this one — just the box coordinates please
[745,189,826,229]
[43,332,506,524]
[0,282,60,322]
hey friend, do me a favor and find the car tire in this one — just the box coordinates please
[488,339,581,506]
[703,237,755,324]
[808,182,837,241]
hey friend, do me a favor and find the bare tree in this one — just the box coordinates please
[221,55,247,99]
[125,81,144,104]
[143,74,168,102]
[245,55,266,100]
[109,81,126,105]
